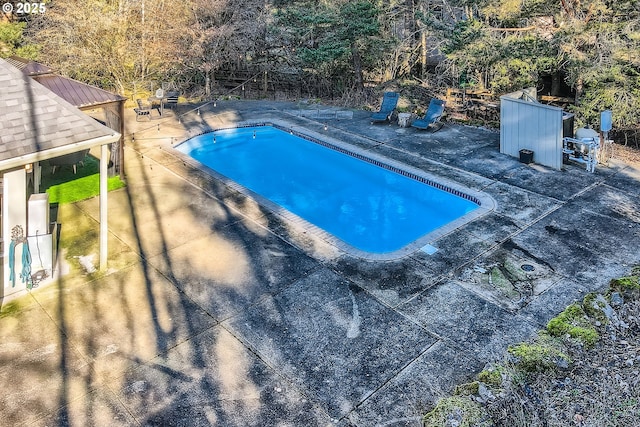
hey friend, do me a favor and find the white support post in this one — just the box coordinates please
[33,162,41,194]
[2,169,27,294]
[99,144,108,270]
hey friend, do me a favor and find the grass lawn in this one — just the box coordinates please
[40,154,126,204]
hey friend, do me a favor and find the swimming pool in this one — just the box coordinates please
[176,124,493,257]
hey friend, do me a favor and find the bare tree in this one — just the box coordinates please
[177,0,269,97]
[29,0,190,94]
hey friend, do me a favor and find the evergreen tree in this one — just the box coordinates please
[0,12,39,58]
[442,0,640,130]
[275,0,385,90]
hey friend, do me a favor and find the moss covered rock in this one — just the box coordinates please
[508,332,571,373]
[423,396,492,427]
[477,367,503,387]
[609,276,640,298]
[546,303,599,347]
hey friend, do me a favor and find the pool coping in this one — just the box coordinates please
[173,120,496,260]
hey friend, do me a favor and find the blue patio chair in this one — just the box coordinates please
[371,92,400,124]
[412,98,446,131]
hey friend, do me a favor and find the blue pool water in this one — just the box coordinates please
[177,126,479,254]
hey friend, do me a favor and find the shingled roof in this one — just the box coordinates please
[0,58,120,170]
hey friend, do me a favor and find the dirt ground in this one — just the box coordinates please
[486,294,640,426]
[424,267,640,427]
[424,275,640,427]
[612,143,640,165]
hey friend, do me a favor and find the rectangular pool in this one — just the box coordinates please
[176,125,484,255]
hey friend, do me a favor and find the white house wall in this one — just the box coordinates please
[500,95,564,170]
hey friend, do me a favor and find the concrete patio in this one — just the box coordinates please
[2,99,640,426]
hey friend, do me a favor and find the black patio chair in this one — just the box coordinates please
[165,91,179,113]
[50,149,90,174]
[134,99,152,121]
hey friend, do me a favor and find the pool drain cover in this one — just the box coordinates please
[421,244,438,255]
[521,264,535,272]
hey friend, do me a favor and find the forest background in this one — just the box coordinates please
[1,0,639,143]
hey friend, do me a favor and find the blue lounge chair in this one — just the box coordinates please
[371,92,400,123]
[412,98,446,131]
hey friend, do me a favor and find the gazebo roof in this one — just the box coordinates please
[32,74,126,109]
[4,55,53,76]
[7,56,126,109]
[0,58,120,169]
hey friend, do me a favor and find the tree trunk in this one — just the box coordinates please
[115,79,125,96]
[351,43,364,89]
[551,72,561,96]
[575,77,583,105]
[204,69,211,97]
[263,71,268,97]
[421,28,427,79]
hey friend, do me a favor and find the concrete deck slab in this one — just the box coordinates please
[35,388,137,427]
[55,202,142,280]
[109,325,335,426]
[348,341,485,426]
[76,167,237,260]
[483,181,562,226]
[2,99,639,426]
[568,183,640,223]
[496,163,607,201]
[0,298,91,426]
[455,211,522,244]
[603,162,640,193]
[456,246,563,311]
[224,268,438,420]
[147,221,319,321]
[510,207,640,281]
[36,265,216,383]
[330,256,439,308]
[519,279,592,327]
[398,281,540,362]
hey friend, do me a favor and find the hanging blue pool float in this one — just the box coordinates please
[8,225,32,288]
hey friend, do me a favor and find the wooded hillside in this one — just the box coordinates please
[1,0,638,139]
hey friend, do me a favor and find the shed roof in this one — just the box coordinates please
[0,58,120,169]
[6,56,126,109]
